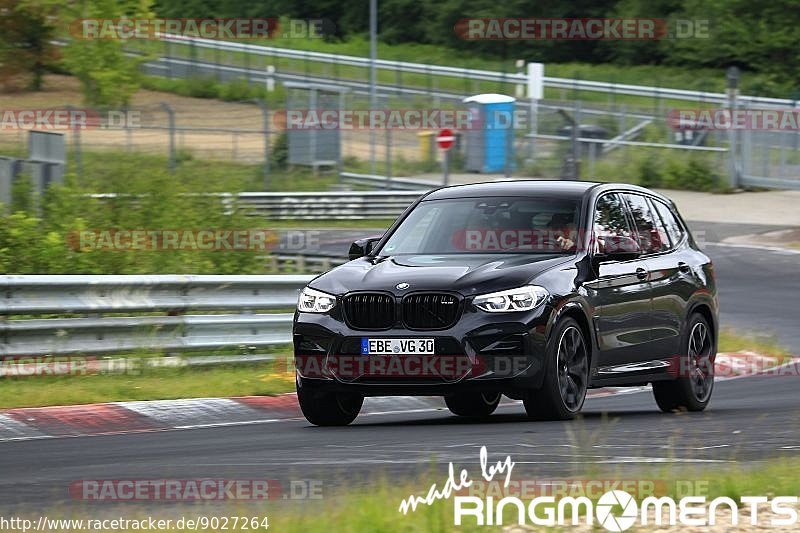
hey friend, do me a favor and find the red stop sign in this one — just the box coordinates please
[436,128,455,151]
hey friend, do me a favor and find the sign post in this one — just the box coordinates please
[436,128,455,186]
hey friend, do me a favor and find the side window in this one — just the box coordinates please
[623,194,670,254]
[593,193,637,253]
[650,199,685,247]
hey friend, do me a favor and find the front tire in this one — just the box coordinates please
[445,392,501,418]
[652,313,715,412]
[524,317,589,420]
[297,378,363,426]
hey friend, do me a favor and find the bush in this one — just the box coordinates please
[636,155,664,189]
[593,148,724,192]
[270,132,289,170]
[0,163,268,275]
[184,76,220,99]
[662,155,720,192]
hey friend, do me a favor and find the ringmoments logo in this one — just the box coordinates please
[398,446,800,530]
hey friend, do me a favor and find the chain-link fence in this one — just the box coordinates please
[3,75,797,191]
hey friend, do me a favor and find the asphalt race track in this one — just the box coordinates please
[0,221,797,511]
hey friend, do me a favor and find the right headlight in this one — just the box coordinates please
[473,285,549,313]
[297,287,337,313]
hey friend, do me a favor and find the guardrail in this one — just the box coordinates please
[158,33,797,108]
[339,172,439,191]
[232,190,422,219]
[1,275,313,358]
[90,190,424,219]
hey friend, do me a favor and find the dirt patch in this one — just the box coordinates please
[0,74,421,162]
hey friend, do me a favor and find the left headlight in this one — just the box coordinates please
[473,285,549,313]
[298,287,337,313]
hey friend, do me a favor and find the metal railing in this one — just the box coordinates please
[158,33,796,108]
[231,190,421,219]
[1,275,313,357]
[89,190,423,219]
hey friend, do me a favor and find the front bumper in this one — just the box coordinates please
[292,305,551,396]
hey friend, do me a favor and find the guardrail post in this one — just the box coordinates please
[160,102,176,173]
[189,39,197,77]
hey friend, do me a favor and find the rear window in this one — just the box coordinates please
[623,193,670,254]
[650,198,686,248]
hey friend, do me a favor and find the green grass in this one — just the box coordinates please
[0,358,296,409]
[0,331,790,409]
[718,328,792,362]
[35,458,800,531]
[267,459,800,531]
[74,150,336,193]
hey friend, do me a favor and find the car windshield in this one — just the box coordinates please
[378,196,582,255]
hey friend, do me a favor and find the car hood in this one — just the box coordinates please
[310,253,574,296]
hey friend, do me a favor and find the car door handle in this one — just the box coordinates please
[635,267,648,280]
[678,262,691,274]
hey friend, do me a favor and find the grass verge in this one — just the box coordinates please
[266,459,800,531]
[36,458,800,531]
[0,332,791,410]
[718,328,793,364]
[0,357,296,409]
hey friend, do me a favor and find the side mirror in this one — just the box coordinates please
[595,235,642,262]
[348,237,382,260]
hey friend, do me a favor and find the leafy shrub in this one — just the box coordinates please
[184,76,220,99]
[636,155,664,189]
[0,161,268,275]
[270,132,289,170]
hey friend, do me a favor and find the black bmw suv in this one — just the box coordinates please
[293,181,718,426]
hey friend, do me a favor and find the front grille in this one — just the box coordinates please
[402,293,461,330]
[342,293,395,329]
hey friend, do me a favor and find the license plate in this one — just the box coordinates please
[361,338,435,355]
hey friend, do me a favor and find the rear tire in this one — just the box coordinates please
[296,378,363,426]
[524,317,589,421]
[445,392,501,418]
[652,313,715,413]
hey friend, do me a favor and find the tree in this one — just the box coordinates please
[0,0,56,91]
[34,0,155,106]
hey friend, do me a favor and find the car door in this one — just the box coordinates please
[585,193,653,371]
[641,196,694,359]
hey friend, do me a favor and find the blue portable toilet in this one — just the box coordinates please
[462,94,516,173]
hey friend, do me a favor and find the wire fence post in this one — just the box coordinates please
[65,105,83,180]
[385,122,392,189]
[254,98,270,188]
[726,67,741,188]
[160,102,176,173]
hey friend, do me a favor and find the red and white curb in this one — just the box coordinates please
[0,353,793,442]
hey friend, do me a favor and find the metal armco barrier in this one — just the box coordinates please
[91,191,423,220]
[222,190,424,219]
[1,275,314,357]
[339,172,439,191]
[158,33,797,108]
